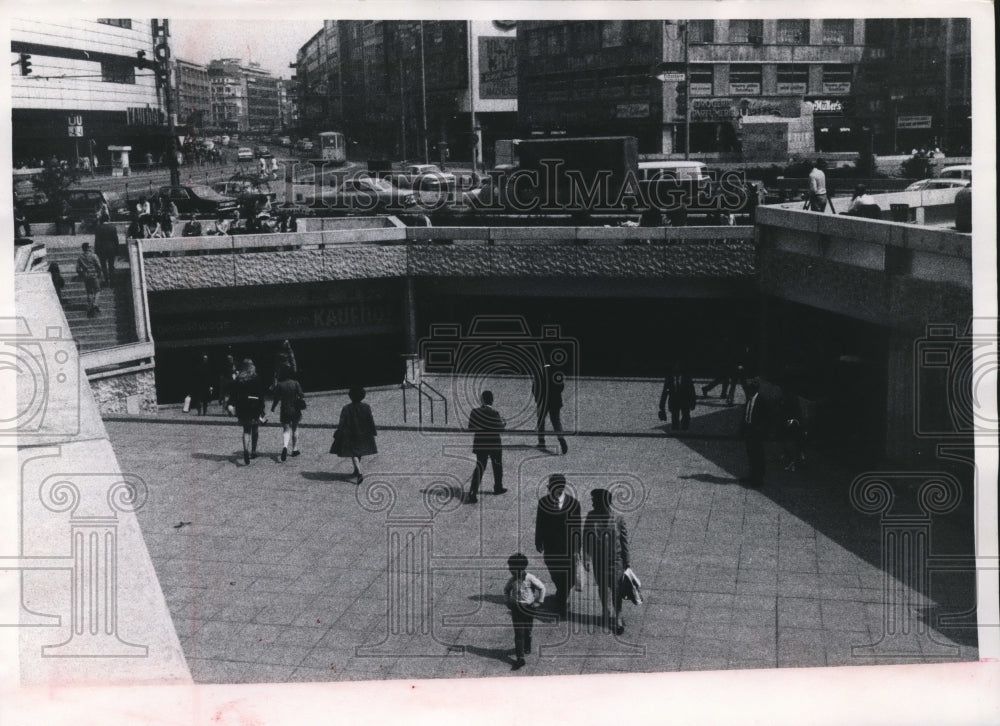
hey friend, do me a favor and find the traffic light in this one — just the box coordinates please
[675,81,688,118]
[136,50,150,70]
[18,53,32,76]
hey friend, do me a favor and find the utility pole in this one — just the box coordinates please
[682,21,690,160]
[419,21,429,164]
[152,19,180,186]
[467,21,479,175]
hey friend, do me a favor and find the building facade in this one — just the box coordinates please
[10,18,163,168]
[857,18,971,155]
[208,59,248,132]
[293,20,517,166]
[517,19,868,158]
[174,58,212,130]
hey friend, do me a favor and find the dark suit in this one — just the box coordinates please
[93,223,120,282]
[659,373,697,431]
[742,391,767,487]
[468,404,505,496]
[535,493,582,615]
[533,366,567,451]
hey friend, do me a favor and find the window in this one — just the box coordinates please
[822,64,853,93]
[601,21,625,48]
[689,64,713,95]
[687,20,714,44]
[527,29,543,57]
[547,26,567,54]
[101,59,135,84]
[776,64,809,93]
[729,19,763,44]
[822,20,854,45]
[776,19,809,44]
[729,65,762,94]
[97,19,132,29]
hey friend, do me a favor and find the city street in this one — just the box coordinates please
[104,376,977,683]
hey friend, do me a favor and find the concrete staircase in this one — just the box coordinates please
[44,245,137,352]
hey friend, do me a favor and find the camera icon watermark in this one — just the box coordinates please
[418,315,579,437]
[0,317,80,442]
[914,319,998,439]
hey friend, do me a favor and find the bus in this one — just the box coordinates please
[317,131,347,163]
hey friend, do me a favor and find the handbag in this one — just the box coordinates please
[296,394,307,410]
[329,428,344,455]
[619,567,643,606]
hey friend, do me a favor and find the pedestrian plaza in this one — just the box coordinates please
[103,374,978,683]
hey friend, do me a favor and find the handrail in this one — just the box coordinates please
[129,240,154,343]
[400,379,448,425]
[80,340,156,376]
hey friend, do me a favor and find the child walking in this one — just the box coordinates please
[503,553,546,671]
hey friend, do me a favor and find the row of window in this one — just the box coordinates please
[524,19,857,55]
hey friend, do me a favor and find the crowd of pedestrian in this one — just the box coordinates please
[176,339,815,671]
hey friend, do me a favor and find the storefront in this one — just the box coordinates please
[807,97,861,153]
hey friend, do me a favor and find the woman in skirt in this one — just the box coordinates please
[331,386,378,484]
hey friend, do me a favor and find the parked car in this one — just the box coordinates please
[290,175,416,214]
[157,185,239,217]
[255,145,270,157]
[296,139,314,152]
[905,178,971,191]
[236,147,254,161]
[21,188,131,224]
[397,164,457,191]
[937,164,972,182]
[212,175,277,205]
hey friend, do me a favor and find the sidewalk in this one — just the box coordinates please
[103,375,977,683]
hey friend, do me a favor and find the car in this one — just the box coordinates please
[157,185,240,217]
[255,145,270,157]
[904,178,971,191]
[20,188,131,224]
[212,175,278,206]
[236,147,254,161]
[279,136,292,147]
[296,139,314,152]
[197,139,215,151]
[220,135,230,147]
[937,164,972,182]
[290,175,416,214]
[398,164,457,191]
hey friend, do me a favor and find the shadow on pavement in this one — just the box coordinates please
[459,644,514,665]
[191,452,243,465]
[678,400,978,650]
[301,471,357,483]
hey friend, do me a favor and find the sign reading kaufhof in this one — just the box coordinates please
[127,107,166,127]
[479,36,517,99]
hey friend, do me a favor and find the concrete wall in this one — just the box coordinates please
[88,368,159,415]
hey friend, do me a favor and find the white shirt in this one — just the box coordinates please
[808,167,827,196]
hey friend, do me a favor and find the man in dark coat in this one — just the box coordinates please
[534,473,582,618]
[659,363,697,431]
[467,390,506,503]
[93,221,120,285]
[533,363,568,454]
[741,378,768,488]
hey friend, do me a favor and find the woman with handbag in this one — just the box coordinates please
[330,386,378,484]
[271,368,305,462]
[583,488,631,635]
[228,358,266,465]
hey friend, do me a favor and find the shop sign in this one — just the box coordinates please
[776,82,807,95]
[479,36,517,99]
[896,114,933,129]
[127,107,166,126]
[822,81,851,94]
[689,82,713,97]
[729,82,761,95]
[616,102,650,119]
[691,98,736,120]
[807,98,844,114]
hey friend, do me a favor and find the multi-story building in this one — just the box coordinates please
[858,19,971,155]
[10,18,163,167]
[174,57,211,130]
[518,19,868,158]
[295,20,517,165]
[244,62,281,133]
[208,58,247,132]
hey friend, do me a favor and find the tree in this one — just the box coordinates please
[900,154,933,180]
